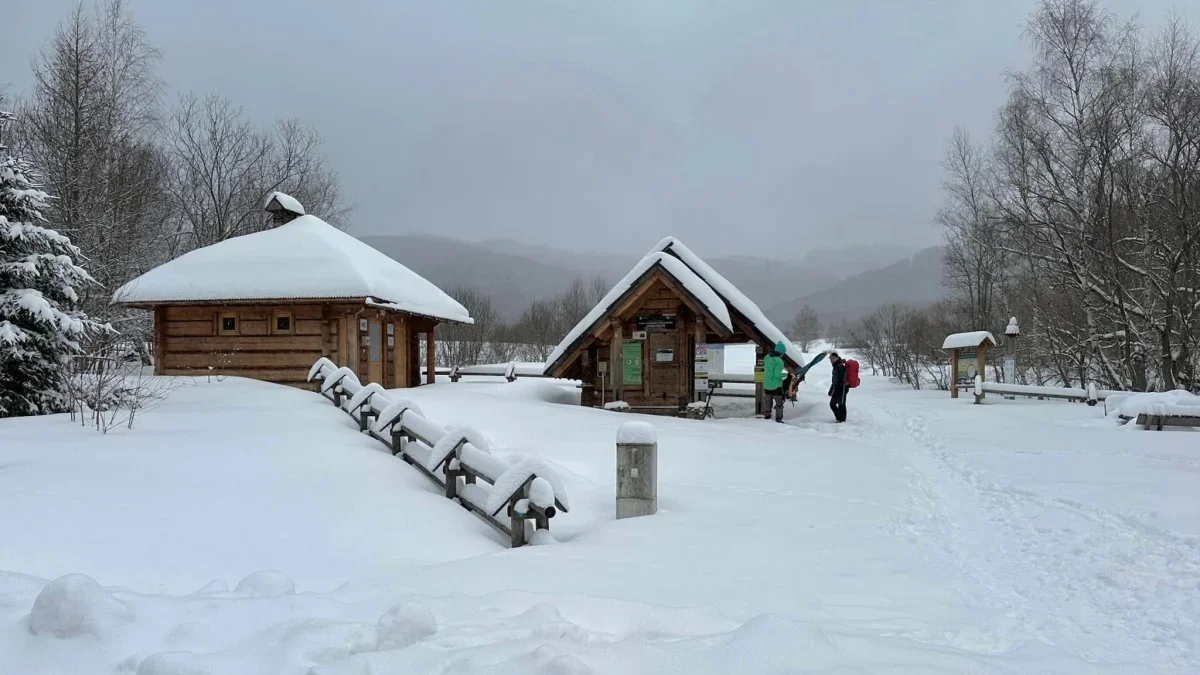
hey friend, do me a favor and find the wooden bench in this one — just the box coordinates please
[1135,413,1200,431]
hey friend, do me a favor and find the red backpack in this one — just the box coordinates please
[845,359,861,388]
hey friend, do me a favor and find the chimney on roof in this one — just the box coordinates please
[264,192,306,227]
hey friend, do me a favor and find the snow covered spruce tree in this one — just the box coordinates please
[0,110,96,417]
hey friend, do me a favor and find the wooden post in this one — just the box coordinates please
[445,467,460,499]
[153,306,165,376]
[754,344,765,415]
[950,349,959,399]
[509,493,527,548]
[610,318,624,401]
[425,326,436,385]
[320,305,332,358]
[390,427,406,457]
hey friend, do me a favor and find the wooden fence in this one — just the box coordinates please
[308,358,569,547]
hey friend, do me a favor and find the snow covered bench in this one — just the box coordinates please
[1113,390,1200,431]
[307,358,570,546]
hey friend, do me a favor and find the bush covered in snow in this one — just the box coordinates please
[29,573,131,638]
[233,570,296,597]
[377,602,438,650]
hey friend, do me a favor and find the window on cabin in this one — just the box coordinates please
[274,312,293,334]
[219,313,238,335]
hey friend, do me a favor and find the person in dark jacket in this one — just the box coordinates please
[828,351,849,423]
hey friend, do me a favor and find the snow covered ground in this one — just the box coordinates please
[1,348,1197,674]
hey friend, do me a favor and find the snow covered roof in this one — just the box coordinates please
[264,191,305,215]
[941,331,997,350]
[655,237,806,367]
[112,215,472,324]
[544,236,801,375]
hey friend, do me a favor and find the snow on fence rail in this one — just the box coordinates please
[977,380,1112,406]
[307,358,569,547]
[421,363,549,383]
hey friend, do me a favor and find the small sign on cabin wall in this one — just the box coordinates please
[655,348,675,362]
[631,330,648,341]
[386,324,394,335]
[387,336,394,348]
[636,314,676,331]
[359,319,368,332]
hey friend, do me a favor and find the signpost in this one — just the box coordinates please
[943,331,997,400]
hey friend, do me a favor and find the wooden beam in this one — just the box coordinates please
[153,306,166,376]
[950,350,959,399]
[610,318,623,401]
[426,326,436,385]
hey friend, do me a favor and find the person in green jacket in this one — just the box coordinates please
[762,341,788,422]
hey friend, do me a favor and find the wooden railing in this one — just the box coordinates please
[308,358,569,547]
[422,362,550,383]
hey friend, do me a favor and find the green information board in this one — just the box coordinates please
[622,341,643,386]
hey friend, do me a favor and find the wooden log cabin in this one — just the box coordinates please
[112,193,472,390]
[543,237,803,415]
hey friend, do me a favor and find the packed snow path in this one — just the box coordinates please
[779,385,1200,673]
[1,363,1197,673]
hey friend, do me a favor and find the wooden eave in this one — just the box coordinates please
[113,296,466,325]
[545,262,734,378]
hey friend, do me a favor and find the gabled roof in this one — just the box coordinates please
[653,237,805,367]
[113,215,472,324]
[942,331,997,350]
[264,191,305,215]
[544,237,801,376]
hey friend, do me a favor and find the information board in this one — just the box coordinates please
[622,341,643,386]
[956,349,978,387]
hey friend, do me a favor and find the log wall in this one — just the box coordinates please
[155,302,424,390]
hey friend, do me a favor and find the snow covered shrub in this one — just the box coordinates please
[0,110,97,417]
[234,570,296,597]
[29,573,132,638]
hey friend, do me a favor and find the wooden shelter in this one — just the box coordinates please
[942,331,997,399]
[113,193,472,390]
[544,237,803,415]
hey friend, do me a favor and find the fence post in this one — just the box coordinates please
[973,375,984,405]
[390,427,406,457]
[509,491,527,547]
[616,422,658,519]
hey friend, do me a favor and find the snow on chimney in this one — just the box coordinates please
[264,192,306,227]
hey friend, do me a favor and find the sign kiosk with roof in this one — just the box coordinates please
[543,237,801,416]
[942,331,998,399]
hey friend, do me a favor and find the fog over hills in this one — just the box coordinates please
[361,234,940,323]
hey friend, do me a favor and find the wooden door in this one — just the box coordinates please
[368,320,384,384]
[647,333,680,398]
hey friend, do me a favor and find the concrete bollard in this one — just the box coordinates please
[616,421,657,519]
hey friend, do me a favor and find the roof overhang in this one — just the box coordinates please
[544,262,734,378]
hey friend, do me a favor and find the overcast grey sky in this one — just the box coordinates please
[2,0,1191,256]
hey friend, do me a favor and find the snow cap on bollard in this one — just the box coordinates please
[1006,317,1020,336]
[617,421,656,445]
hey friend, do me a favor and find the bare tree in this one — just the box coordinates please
[160,93,349,254]
[437,285,501,367]
[938,128,1008,330]
[19,0,166,364]
[789,305,821,351]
